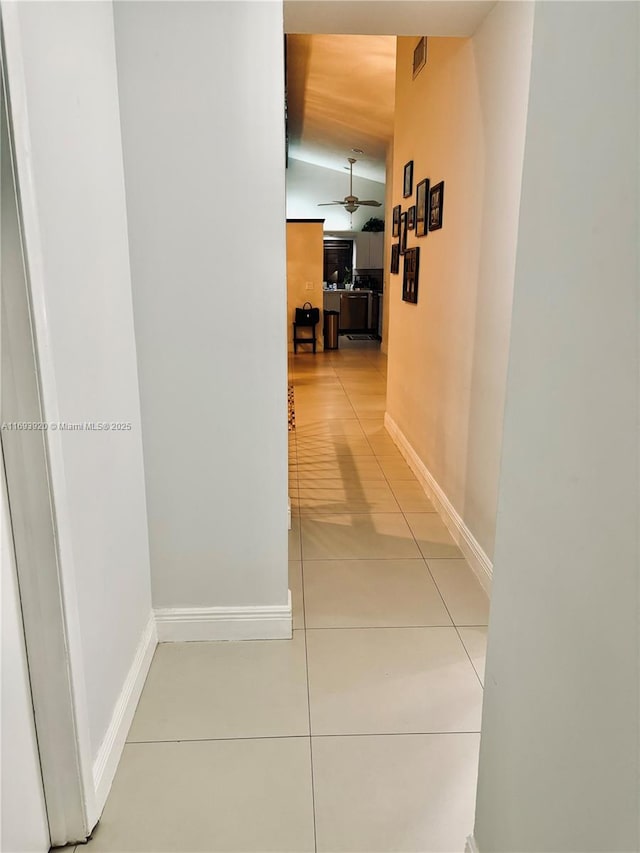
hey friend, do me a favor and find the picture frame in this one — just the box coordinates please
[392,204,401,238]
[402,247,420,304]
[415,178,429,237]
[399,212,408,255]
[403,161,414,198]
[429,181,444,231]
[408,205,416,230]
[413,37,427,79]
[390,243,400,275]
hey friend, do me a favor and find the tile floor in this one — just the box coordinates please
[80,343,490,853]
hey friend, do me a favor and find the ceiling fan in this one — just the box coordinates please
[318,158,382,214]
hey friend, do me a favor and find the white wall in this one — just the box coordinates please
[386,3,534,564]
[5,0,153,790]
[287,156,385,232]
[474,2,639,850]
[1,466,49,853]
[2,63,50,852]
[113,1,289,614]
[284,0,495,37]
[464,2,536,562]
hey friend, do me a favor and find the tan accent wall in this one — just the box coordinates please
[286,221,324,352]
[385,6,532,560]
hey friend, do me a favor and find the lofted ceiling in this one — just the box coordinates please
[284,1,496,37]
[286,34,396,183]
[284,2,496,185]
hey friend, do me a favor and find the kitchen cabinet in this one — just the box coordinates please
[370,233,384,268]
[353,232,384,269]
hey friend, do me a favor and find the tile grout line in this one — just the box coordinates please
[345,374,487,690]
[332,360,375,431]
[302,626,318,853]
[383,467,485,687]
[420,554,485,689]
[292,351,483,833]
[294,356,394,849]
[299,555,463,561]
[291,366,319,853]
[125,730,482,746]
[302,624,487,631]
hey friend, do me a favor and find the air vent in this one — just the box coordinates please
[413,37,427,79]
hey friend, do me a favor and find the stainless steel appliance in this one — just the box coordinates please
[323,310,339,350]
[340,293,369,331]
[370,292,380,334]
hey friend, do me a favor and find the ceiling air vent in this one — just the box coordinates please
[413,37,427,79]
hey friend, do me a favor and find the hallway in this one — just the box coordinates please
[78,347,490,853]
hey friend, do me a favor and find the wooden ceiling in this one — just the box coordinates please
[286,34,396,182]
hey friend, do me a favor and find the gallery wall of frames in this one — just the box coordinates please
[391,155,444,305]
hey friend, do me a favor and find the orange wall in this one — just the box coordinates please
[385,5,533,561]
[286,221,324,351]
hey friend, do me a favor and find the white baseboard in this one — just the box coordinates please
[384,412,493,593]
[155,591,293,642]
[465,835,480,853]
[92,613,157,817]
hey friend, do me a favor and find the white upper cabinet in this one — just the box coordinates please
[369,232,384,268]
[354,232,384,269]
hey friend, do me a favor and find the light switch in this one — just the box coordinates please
[305,281,314,290]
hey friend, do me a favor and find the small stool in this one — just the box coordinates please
[293,321,317,353]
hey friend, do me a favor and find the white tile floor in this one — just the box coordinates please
[81,344,490,853]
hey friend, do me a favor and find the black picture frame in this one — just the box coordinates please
[399,212,408,255]
[390,243,400,275]
[415,178,429,237]
[402,247,420,304]
[403,161,414,198]
[408,206,416,230]
[392,205,401,238]
[429,181,444,231]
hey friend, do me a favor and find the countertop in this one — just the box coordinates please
[323,288,374,294]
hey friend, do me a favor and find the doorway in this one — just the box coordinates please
[282,3,529,845]
[1,27,92,845]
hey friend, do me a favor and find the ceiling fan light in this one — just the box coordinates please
[319,158,371,217]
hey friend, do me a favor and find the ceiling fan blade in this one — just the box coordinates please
[357,200,382,207]
[317,201,347,206]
